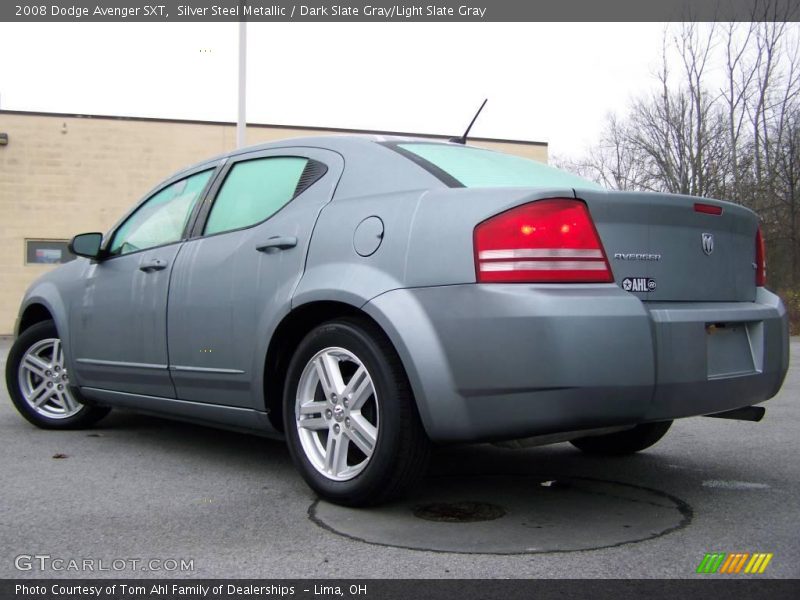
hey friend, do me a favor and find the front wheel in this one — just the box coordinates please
[570,421,673,455]
[5,320,110,429]
[283,318,430,506]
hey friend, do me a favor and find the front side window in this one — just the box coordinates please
[395,143,602,190]
[109,169,213,256]
[204,157,309,235]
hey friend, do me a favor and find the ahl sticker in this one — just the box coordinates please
[621,277,657,292]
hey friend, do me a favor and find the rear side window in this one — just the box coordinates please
[395,143,601,190]
[204,157,309,235]
[109,169,213,256]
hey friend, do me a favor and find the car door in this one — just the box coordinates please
[166,147,343,408]
[69,167,217,398]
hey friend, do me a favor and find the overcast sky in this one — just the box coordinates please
[0,22,671,157]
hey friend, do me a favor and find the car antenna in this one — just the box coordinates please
[449,99,488,144]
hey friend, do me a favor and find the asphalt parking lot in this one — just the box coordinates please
[1,336,798,579]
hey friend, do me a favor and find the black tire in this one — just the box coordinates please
[283,317,430,507]
[5,320,110,430]
[570,421,673,456]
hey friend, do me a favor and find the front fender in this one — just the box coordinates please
[17,282,75,372]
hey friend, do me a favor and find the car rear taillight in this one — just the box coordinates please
[474,198,613,283]
[756,227,766,287]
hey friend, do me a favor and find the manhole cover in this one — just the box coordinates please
[311,475,691,554]
[413,501,506,523]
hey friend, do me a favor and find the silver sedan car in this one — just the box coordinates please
[5,136,789,506]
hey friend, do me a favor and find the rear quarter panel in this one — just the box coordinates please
[296,186,582,306]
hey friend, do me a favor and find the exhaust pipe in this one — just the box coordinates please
[704,406,765,422]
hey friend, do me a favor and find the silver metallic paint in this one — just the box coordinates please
[13,135,790,444]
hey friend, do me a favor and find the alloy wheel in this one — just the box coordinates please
[294,347,379,481]
[17,338,82,419]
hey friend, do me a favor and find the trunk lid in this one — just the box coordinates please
[577,189,759,302]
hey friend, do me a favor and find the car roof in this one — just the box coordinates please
[175,134,447,176]
[158,134,460,200]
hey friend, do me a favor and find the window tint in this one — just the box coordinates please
[396,143,602,190]
[204,157,309,235]
[110,169,213,256]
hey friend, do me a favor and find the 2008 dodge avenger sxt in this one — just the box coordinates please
[5,136,789,506]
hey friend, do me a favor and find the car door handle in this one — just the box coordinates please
[256,236,298,252]
[139,258,168,272]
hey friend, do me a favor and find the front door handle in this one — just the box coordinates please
[256,236,298,252]
[139,258,168,272]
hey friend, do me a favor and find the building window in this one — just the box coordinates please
[25,239,76,265]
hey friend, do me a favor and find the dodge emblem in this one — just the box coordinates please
[702,233,714,255]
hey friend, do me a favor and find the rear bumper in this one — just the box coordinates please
[364,284,789,443]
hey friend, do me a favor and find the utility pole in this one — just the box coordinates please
[236,1,247,148]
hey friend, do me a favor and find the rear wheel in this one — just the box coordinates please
[570,421,672,455]
[283,318,429,506]
[5,320,110,429]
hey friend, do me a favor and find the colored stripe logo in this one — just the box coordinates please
[696,552,773,574]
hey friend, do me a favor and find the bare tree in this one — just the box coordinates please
[553,114,653,191]
[558,16,800,288]
[721,22,758,201]
[580,25,729,198]
[750,19,787,196]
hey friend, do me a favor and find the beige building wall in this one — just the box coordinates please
[0,111,547,334]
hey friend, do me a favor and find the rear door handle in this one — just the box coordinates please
[256,236,298,252]
[139,258,168,272]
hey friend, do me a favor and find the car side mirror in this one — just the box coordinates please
[68,232,105,259]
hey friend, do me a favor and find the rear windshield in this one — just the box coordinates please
[394,142,601,190]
